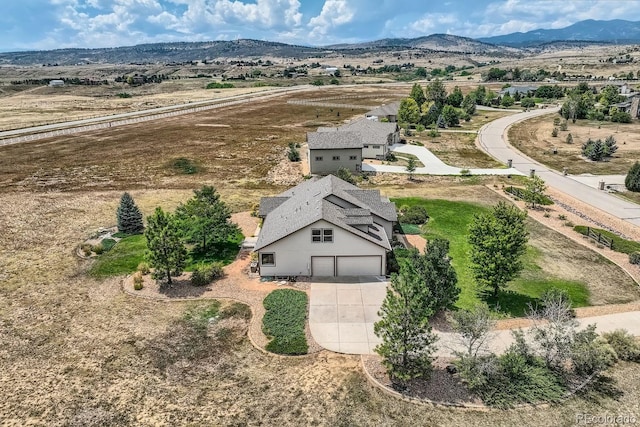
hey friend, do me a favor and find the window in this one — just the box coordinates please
[315,156,323,161]
[312,228,333,243]
[261,253,275,266]
[364,145,369,148]
[349,155,357,160]
[332,155,340,161]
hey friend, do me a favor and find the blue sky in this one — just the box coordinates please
[1,0,640,52]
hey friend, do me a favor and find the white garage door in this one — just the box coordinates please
[336,256,382,276]
[311,256,335,276]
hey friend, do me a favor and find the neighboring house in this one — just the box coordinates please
[365,101,400,122]
[255,175,397,277]
[341,118,400,160]
[307,131,363,174]
[49,80,64,87]
[614,94,640,119]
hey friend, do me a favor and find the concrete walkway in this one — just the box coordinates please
[309,281,640,357]
[477,107,640,227]
[362,143,524,176]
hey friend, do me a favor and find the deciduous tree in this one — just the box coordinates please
[409,83,426,108]
[524,175,547,209]
[468,202,529,298]
[398,98,420,124]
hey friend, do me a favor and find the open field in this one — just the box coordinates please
[2,83,640,424]
[410,132,504,169]
[509,115,640,175]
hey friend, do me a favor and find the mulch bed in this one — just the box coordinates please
[362,355,483,407]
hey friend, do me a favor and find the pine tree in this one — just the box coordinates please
[626,162,640,192]
[116,192,144,235]
[374,265,438,385]
[409,83,426,108]
[145,207,187,285]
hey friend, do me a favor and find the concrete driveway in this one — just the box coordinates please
[309,277,387,354]
[362,143,523,176]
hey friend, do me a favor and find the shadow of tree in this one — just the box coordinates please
[575,373,624,403]
[483,289,539,318]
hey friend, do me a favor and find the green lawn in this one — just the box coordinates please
[90,234,147,277]
[392,198,590,317]
[89,232,244,277]
[574,226,640,255]
[262,289,308,355]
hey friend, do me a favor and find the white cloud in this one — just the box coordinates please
[213,0,302,28]
[409,13,457,34]
[308,0,354,39]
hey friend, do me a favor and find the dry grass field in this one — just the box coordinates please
[509,114,640,175]
[2,85,640,425]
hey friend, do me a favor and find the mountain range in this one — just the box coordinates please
[1,20,638,65]
[479,19,640,47]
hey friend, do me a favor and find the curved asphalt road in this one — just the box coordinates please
[477,108,640,227]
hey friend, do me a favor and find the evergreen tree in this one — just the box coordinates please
[145,207,187,285]
[175,186,239,255]
[468,202,529,298]
[409,83,426,108]
[374,265,438,385]
[408,238,459,313]
[405,158,417,180]
[116,192,144,235]
[461,94,476,115]
[425,79,447,108]
[625,162,640,192]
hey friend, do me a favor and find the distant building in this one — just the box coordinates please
[49,80,64,87]
[325,67,338,76]
[499,85,538,96]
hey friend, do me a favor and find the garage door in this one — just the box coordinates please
[336,256,382,276]
[311,256,335,276]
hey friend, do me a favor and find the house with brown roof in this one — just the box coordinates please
[255,175,397,277]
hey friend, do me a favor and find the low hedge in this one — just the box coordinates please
[574,226,640,254]
[262,289,308,355]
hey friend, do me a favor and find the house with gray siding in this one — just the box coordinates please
[365,101,400,122]
[307,131,363,174]
[340,118,400,160]
[255,175,397,277]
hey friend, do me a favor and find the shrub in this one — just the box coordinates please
[611,111,632,123]
[553,117,561,126]
[427,129,440,137]
[117,92,132,98]
[206,82,234,89]
[220,302,252,320]
[582,136,617,161]
[263,289,308,355]
[101,238,116,252]
[564,221,574,227]
[133,271,144,290]
[92,244,104,255]
[287,142,300,162]
[385,152,397,162]
[81,243,92,256]
[400,205,429,225]
[137,261,150,275]
[336,167,356,185]
[571,325,617,376]
[551,127,558,137]
[416,124,425,132]
[191,262,224,286]
[630,252,640,265]
[566,133,573,144]
[459,168,471,176]
[559,121,568,131]
[171,157,199,174]
[558,214,567,220]
[520,98,536,108]
[625,162,640,192]
[603,329,640,361]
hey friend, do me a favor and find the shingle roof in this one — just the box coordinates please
[340,119,398,146]
[307,131,363,150]
[366,101,400,118]
[255,175,396,251]
[258,197,289,218]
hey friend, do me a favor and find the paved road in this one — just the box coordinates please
[477,108,640,227]
[309,280,640,356]
[362,143,523,176]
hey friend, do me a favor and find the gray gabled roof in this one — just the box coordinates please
[307,131,363,150]
[365,101,400,117]
[340,118,398,146]
[255,175,396,251]
[258,197,289,218]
